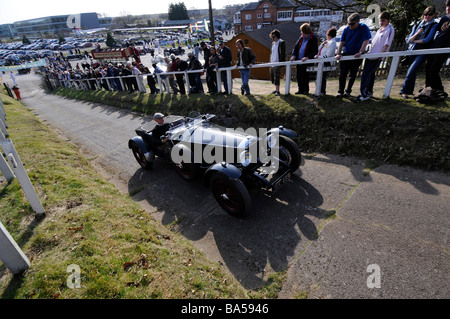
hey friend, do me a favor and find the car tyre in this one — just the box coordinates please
[210,174,252,218]
[279,135,302,172]
[131,143,153,169]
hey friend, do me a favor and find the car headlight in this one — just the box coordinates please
[267,134,278,149]
[240,150,252,167]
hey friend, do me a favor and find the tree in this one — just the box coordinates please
[168,2,190,20]
[106,31,116,48]
[58,34,65,44]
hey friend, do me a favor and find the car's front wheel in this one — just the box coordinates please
[210,174,252,218]
[131,143,153,169]
[279,135,302,172]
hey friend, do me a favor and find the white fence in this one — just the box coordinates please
[51,47,450,99]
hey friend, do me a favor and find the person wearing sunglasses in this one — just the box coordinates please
[399,6,438,99]
[425,0,450,93]
[335,13,371,98]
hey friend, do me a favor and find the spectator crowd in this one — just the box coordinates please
[44,2,450,102]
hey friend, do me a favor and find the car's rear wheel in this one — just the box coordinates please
[210,174,252,218]
[279,135,302,172]
[131,143,153,169]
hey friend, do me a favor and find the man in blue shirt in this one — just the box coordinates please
[335,13,371,97]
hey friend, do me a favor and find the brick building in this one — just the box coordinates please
[233,0,297,34]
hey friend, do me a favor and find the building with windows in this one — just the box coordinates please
[233,0,297,34]
[233,1,344,36]
[0,13,112,39]
[0,24,17,39]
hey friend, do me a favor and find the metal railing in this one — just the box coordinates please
[52,47,450,99]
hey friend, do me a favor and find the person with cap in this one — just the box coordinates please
[151,113,170,146]
[218,40,232,94]
[335,12,371,98]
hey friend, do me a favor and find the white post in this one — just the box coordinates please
[0,221,30,274]
[185,72,191,94]
[0,139,45,216]
[285,64,291,95]
[0,151,15,182]
[0,116,8,137]
[216,70,222,93]
[105,78,111,91]
[227,69,232,94]
[137,75,146,93]
[383,56,400,99]
[119,77,124,91]
[315,61,324,97]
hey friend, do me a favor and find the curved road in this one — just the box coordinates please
[7,72,450,298]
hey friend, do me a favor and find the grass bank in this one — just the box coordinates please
[54,87,450,171]
[0,93,253,299]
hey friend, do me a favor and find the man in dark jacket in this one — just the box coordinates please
[200,41,211,69]
[290,23,318,95]
[175,57,188,94]
[218,40,232,94]
[187,52,204,93]
[236,39,256,95]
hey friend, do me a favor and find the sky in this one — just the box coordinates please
[0,0,247,25]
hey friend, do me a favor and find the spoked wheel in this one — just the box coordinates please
[175,161,200,180]
[278,135,302,172]
[210,174,252,218]
[131,143,152,169]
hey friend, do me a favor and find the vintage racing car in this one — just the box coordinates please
[129,113,302,217]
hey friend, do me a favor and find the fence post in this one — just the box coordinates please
[0,144,15,182]
[0,221,30,275]
[383,56,400,99]
[284,64,291,95]
[105,78,111,91]
[227,69,233,94]
[315,61,324,97]
[0,139,45,217]
[185,72,191,94]
[0,116,8,137]
[216,70,222,93]
[137,75,146,93]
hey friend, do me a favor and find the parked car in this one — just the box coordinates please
[78,42,93,48]
[66,54,83,60]
[129,113,302,217]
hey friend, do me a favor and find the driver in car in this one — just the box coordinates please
[151,112,170,146]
